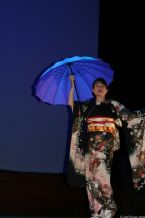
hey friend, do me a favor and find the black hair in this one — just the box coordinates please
[92,77,108,89]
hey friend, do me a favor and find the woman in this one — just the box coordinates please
[67,75,145,218]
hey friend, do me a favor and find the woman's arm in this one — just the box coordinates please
[68,75,75,111]
[111,100,145,121]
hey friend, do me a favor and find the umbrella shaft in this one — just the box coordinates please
[68,64,83,115]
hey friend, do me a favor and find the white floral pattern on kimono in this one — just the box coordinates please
[67,98,145,217]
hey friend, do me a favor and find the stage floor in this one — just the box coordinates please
[0,169,145,217]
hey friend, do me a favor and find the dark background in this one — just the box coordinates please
[99,0,145,109]
[99,0,145,216]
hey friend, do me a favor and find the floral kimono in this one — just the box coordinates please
[67,97,145,218]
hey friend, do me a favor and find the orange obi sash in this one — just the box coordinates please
[87,116,116,134]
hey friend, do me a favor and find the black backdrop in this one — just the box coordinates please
[98,1,145,215]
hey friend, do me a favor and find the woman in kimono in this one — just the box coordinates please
[67,75,145,218]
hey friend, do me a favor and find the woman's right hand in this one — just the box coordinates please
[68,75,75,109]
[69,75,75,87]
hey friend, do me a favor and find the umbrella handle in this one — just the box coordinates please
[68,64,83,115]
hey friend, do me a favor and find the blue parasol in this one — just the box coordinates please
[34,56,114,105]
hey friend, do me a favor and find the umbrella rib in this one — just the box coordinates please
[52,67,68,104]
[79,65,97,81]
[80,63,112,78]
[41,65,65,78]
[79,64,112,82]
[75,65,97,86]
[41,67,67,102]
[78,60,111,70]
[74,66,92,91]
[37,67,64,95]
[42,68,66,102]
[42,74,59,101]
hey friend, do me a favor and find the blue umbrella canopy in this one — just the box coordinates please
[34,56,114,105]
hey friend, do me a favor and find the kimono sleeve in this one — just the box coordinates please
[111,100,145,190]
[66,101,86,187]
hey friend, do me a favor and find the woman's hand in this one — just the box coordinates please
[68,75,75,110]
[69,75,75,87]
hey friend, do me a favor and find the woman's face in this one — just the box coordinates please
[92,81,108,98]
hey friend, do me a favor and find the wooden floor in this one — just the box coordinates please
[0,216,94,218]
[0,164,145,217]
[0,170,89,217]
[0,216,86,218]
